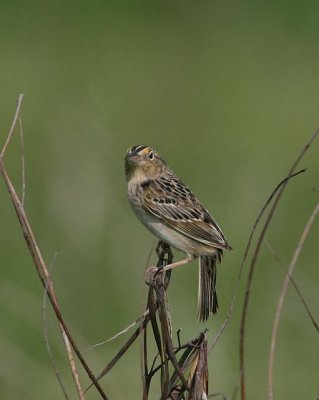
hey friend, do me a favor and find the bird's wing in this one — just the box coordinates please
[142,175,230,250]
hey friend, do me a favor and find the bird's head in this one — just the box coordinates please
[125,145,166,181]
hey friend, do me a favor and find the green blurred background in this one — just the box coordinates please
[0,1,318,399]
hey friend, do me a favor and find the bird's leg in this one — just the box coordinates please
[159,255,195,273]
[144,244,193,285]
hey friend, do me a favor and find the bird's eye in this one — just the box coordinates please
[149,151,154,160]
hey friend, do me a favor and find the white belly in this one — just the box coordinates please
[130,202,201,255]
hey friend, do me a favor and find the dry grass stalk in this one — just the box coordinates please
[0,95,107,399]
[239,128,319,400]
[267,202,319,400]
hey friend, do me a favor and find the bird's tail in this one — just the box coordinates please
[198,251,222,322]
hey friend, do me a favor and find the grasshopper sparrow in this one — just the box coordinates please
[125,145,232,321]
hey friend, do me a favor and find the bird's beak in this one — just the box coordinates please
[126,149,140,164]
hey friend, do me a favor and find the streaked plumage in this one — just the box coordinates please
[125,145,232,321]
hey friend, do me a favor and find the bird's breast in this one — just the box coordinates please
[127,181,144,207]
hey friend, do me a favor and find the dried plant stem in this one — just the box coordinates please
[209,169,305,354]
[62,330,84,400]
[0,159,106,398]
[1,94,24,158]
[18,115,26,206]
[84,315,150,394]
[0,96,108,399]
[42,252,69,399]
[239,128,319,400]
[89,310,149,350]
[267,202,319,400]
[266,241,319,334]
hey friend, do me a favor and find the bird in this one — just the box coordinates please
[125,145,232,321]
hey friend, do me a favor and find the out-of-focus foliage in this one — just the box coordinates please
[0,1,318,399]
